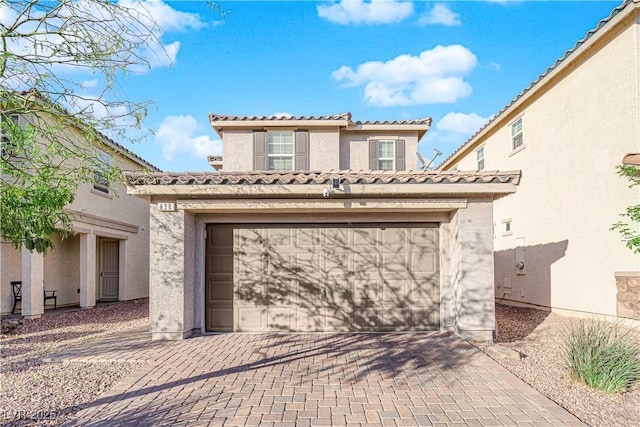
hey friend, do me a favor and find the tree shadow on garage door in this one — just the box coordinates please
[230,224,494,335]
[231,225,443,332]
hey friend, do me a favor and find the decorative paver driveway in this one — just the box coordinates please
[53,328,585,426]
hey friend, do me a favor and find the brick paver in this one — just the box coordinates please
[52,328,585,426]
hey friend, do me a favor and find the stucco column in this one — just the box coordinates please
[80,233,97,309]
[21,245,44,319]
[149,203,195,340]
[449,199,496,341]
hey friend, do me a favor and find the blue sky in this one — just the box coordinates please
[111,0,620,171]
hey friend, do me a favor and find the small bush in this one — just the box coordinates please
[562,320,640,393]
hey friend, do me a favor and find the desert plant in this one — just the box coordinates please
[562,319,640,393]
[611,164,640,254]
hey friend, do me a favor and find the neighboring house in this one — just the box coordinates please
[127,113,521,341]
[0,115,160,318]
[439,0,640,321]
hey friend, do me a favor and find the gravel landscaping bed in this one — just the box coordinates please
[475,304,640,427]
[0,299,149,426]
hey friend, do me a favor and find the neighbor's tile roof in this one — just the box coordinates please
[209,113,432,126]
[127,170,521,186]
[438,0,638,168]
[209,113,352,122]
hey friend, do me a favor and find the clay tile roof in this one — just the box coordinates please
[209,112,352,122]
[438,0,637,168]
[354,117,433,126]
[126,170,521,186]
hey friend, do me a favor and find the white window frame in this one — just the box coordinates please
[93,148,111,194]
[511,117,523,151]
[476,146,485,170]
[378,140,396,170]
[502,219,512,236]
[267,131,294,170]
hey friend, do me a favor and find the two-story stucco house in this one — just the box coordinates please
[128,112,521,341]
[1,119,159,318]
[439,0,640,321]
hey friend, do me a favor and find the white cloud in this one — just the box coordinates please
[81,79,100,89]
[436,112,489,134]
[317,0,414,25]
[424,112,490,146]
[332,44,477,106]
[418,3,460,27]
[120,0,205,32]
[488,61,501,71]
[155,115,222,162]
[273,112,294,118]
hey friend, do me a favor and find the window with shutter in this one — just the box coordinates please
[369,139,406,170]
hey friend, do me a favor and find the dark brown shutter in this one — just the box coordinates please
[395,139,405,170]
[294,130,309,170]
[253,131,267,170]
[369,139,379,170]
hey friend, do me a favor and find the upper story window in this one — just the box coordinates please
[476,146,485,170]
[93,148,111,194]
[378,140,395,170]
[511,117,523,151]
[253,130,309,171]
[267,131,294,170]
[369,139,405,170]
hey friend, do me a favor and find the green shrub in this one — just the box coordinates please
[562,320,640,393]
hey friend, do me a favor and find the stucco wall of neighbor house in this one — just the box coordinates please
[449,15,640,317]
[67,155,151,302]
[339,131,419,170]
[43,234,81,307]
[0,241,22,314]
[149,202,195,340]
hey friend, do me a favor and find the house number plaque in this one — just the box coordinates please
[157,202,177,212]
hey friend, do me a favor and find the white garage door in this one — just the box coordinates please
[205,224,439,332]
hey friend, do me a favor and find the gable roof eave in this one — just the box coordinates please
[437,0,639,170]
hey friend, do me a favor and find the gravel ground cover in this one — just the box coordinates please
[0,299,148,426]
[475,304,640,427]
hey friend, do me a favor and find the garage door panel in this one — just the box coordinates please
[381,227,407,246]
[409,277,439,301]
[206,223,440,332]
[236,307,266,331]
[296,307,326,331]
[409,227,438,246]
[268,306,296,331]
[382,279,408,303]
[296,228,323,248]
[411,252,438,273]
[407,307,439,330]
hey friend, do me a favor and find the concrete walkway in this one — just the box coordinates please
[53,328,585,426]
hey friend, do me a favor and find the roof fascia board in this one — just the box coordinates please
[176,198,467,213]
[127,182,517,196]
[439,1,639,169]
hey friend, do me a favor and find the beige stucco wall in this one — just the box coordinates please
[221,128,420,171]
[340,131,420,170]
[448,14,640,317]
